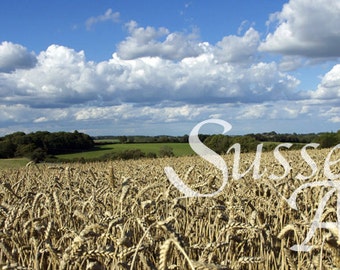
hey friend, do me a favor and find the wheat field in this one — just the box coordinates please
[0,147,339,269]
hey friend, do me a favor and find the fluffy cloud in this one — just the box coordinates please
[74,103,203,123]
[86,9,120,30]
[3,44,100,108]
[214,28,260,63]
[0,104,68,124]
[1,99,332,136]
[236,104,268,120]
[260,0,340,58]
[235,100,312,121]
[1,9,339,136]
[309,64,340,100]
[117,21,204,60]
[0,42,37,72]
[0,26,299,108]
[320,107,340,123]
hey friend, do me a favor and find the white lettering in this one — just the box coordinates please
[164,119,231,198]
[296,143,319,180]
[227,143,265,180]
[269,143,292,181]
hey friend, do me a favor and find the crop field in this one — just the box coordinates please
[0,147,339,269]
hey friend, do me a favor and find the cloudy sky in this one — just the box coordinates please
[0,0,340,136]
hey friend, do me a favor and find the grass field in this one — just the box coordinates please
[0,157,30,169]
[56,142,195,160]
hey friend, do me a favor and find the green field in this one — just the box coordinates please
[0,143,194,168]
[0,158,30,169]
[56,142,195,160]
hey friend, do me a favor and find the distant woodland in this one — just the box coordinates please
[203,130,340,154]
[0,131,94,162]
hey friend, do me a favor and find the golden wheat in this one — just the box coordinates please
[0,148,339,269]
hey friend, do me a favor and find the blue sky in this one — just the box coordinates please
[0,0,340,136]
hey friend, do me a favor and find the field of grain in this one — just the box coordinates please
[0,147,339,269]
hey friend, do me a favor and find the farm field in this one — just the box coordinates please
[0,158,30,169]
[0,147,339,269]
[56,142,195,160]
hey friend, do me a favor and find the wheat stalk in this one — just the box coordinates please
[159,237,195,270]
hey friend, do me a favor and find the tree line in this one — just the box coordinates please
[0,131,94,162]
[203,130,340,154]
[93,135,189,144]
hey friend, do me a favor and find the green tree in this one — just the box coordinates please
[203,134,232,154]
[231,135,258,152]
[15,143,36,157]
[314,133,339,148]
[0,140,16,158]
[30,148,46,163]
[119,136,128,144]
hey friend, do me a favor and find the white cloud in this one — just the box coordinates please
[236,101,308,121]
[117,21,203,60]
[33,117,48,123]
[0,104,69,124]
[320,107,340,123]
[74,103,202,124]
[330,116,340,123]
[236,104,267,119]
[278,55,304,71]
[260,0,340,58]
[283,106,299,118]
[0,37,301,110]
[1,11,340,136]
[5,44,101,107]
[86,8,120,30]
[0,41,37,72]
[309,64,340,99]
[0,98,337,136]
[215,28,260,63]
